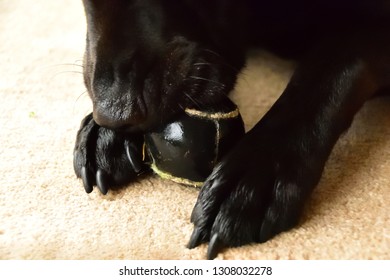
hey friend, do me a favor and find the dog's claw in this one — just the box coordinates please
[207,233,225,260]
[96,169,109,195]
[187,227,205,249]
[124,140,143,173]
[81,166,93,193]
[74,114,145,194]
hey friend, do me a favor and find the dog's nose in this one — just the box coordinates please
[93,110,127,129]
[90,56,150,130]
[93,104,145,129]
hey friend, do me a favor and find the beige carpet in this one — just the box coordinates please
[1,0,389,260]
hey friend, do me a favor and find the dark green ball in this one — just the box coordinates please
[144,97,245,187]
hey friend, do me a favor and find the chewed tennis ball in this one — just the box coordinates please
[143,97,245,187]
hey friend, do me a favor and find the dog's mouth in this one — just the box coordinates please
[85,38,241,133]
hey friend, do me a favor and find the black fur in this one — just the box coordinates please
[74,0,390,258]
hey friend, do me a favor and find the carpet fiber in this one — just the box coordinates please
[1,0,389,260]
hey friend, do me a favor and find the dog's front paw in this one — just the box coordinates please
[73,113,147,194]
[188,131,325,259]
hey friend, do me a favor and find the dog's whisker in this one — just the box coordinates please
[193,62,213,66]
[47,63,84,69]
[202,48,223,59]
[51,70,84,79]
[72,90,89,115]
[200,49,241,74]
[75,90,88,103]
[188,76,226,88]
[73,59,85,66]
[61,63,84,68]
[184,92,202,107]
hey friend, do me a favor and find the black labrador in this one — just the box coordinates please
[74,0,390,259]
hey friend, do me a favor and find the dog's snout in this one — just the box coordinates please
[93,100,146,129]
[88,57,149,129]
[93,109,124,129]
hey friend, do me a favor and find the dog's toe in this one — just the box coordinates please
[73,113,149,194]
[189,131,324,259]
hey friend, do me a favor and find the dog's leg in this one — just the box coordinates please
[189,26,390,259]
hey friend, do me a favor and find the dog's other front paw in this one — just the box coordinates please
[73,113,148,194]
[188,130,326,259]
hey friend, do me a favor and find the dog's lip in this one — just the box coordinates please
[110,118,159,134]
[107,122,144,134]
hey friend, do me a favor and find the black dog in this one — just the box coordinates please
[74,0,390,259]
